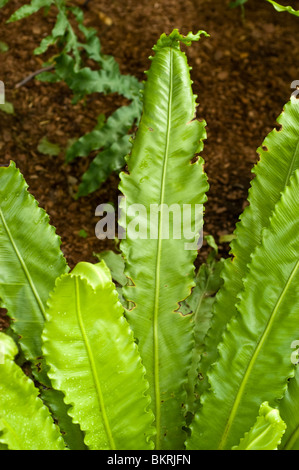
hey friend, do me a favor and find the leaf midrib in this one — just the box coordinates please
[0,206,46,320]
[153,47,173,450]
[245,424,273,450]
[218,257,299,449]
[74,276,116,450]
[0,417,24,450]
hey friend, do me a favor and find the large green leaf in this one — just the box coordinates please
[42,261,155,450]
[0,333,65,450]
[0,162,86,448]
[0,162,69,371]
[198,97,299,396]
[187,167,299,450]
[232,402,286,450]
[119,29,209,450]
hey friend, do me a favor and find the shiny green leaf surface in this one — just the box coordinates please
[0,333,65,450]
[42,261,155,450]
[0,162,69,369]
[188,168,299,450]
[119,29,209,450]
[232,402,286,450]
[198,97,299,397]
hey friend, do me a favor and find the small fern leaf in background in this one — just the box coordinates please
[1,0,144,196]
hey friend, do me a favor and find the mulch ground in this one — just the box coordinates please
[0,0,298,327]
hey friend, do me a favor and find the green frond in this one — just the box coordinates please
[0,333,66,450]
[232,402,286,450]
[188,168,299,450]
[0,162,69,374]
[42,261,155,450]
[198,97,299,397]
[119,30,209,449]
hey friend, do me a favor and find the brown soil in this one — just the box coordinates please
[0,0,298,327]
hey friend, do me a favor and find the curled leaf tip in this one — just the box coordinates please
[71,260,112,290]
[231,402,287,450]
[153,29,209,52]
[260,402,284,427]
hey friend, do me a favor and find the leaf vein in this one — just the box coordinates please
[218,257,299,449]
[74,276,116,449]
